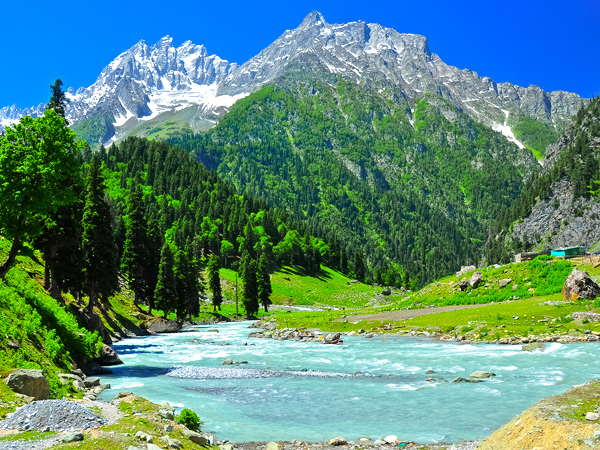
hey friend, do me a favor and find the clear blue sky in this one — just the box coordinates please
[3,0,599,108]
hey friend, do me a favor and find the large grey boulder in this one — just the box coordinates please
[469,370,496,379]
[182,429,208,445]
[6,369,50,400]
[148,319,182,333]
[456,265,476,277]
[469,272,483,289]
[458,279,470,291]
[498,278,511,288]
[96,344,123,366]
[563,268,600,300]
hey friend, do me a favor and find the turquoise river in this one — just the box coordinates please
[99,322,600,444]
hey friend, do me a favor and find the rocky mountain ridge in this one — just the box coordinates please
[0,11,585,145]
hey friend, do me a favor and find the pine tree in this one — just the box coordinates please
[257,253,272,312]
[81,153,119,311]
[145,216,162,315]
[185,238,204,320]
[207,253,222,312]
[48,79,69,120]
[241,250,259,318]
[154,242,178,319]
[121,185,149,307]
[174,248,190,321]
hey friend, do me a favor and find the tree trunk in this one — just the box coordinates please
[87,287,96,312]
[48,268,62,300]
[0,237,22,279]
[44,260,51,289]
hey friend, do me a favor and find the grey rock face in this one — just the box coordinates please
[5,369,50,400]
[511,179,600,251]
[218,11,582,130]
[562,268,600,300]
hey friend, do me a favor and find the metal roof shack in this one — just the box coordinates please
[550,246,586,257]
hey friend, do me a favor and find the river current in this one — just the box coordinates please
[99,322,600,443]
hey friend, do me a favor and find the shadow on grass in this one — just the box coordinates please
[279,265,333,282]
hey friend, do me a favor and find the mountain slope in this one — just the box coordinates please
[219,11,582,136]
[170,79,538,285]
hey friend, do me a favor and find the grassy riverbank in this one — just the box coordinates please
[268,256,600,343]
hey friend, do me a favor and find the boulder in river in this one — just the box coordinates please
[96,344,123,366]
[562,268,600,300]
[323,333,343,345]
[6,369,50,400]
[223,358,234,365]
[148,319,182,333]
[522,342,546,352]
[469,370,496,379]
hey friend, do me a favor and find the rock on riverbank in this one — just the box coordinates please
[248,321,343,344]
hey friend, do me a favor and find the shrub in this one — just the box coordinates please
[176,408,202,431]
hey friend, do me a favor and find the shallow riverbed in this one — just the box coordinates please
[99,322,600,444]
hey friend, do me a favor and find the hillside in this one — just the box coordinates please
[170,81,538,286]
[0,239,101,389]
[488,97,600,262]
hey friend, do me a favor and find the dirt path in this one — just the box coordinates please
[337,302,497,322]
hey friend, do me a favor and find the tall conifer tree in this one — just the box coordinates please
[121,185,149,307]
[207,253,222,312]
[81,153,118,311]
[257,253,272,312]
[241,250,259,318]
[154,242,177,319]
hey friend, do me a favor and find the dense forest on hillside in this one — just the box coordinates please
[0,81,374,322]
[169,80,537,285]
[486,97,600,262]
